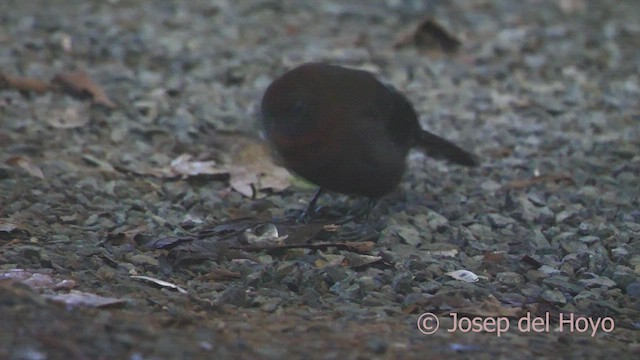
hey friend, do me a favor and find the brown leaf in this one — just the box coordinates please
[169,154,227,177]
[503,173,575,190]
[151,136,291,196]
[203,269,242,281]
[0,219,21,233]
[341,241,375,253]
[395,18,461,53]
[341,253,382,269]
[229,141,291,198]
[483,251,507,263]
[465,295,522,318]
[47,103,91,129]
[51,70,115,108]
[5,156,45,179]
[0,72,50,93]
[229,163,291,198]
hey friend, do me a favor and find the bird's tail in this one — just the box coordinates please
[415,130,478,166]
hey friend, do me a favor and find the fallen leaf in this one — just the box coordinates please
[53,279,77,290]
[203,269,242,281]
[429,249,458,257]
[104,224,147,246]
[81,154,116,172]
[47,103,90,128]
[169,154,226,177]
[0,72,50,93]
[395,18,461,53]
[462,295,522,318]
[147,136,291,197]
[503,173,574,190]
[341,253,383,268]
[520,254,543,268]
[0,219,22,233]
[240,223,287,246]
[483,251,507,263]
[0,269,55,289]
[131,275,188,294]
[446,269,479,283]
[44,290,128,308]
[228,140,291,198]
[5,156,45,179]
[0,269,77,292]
[143,235,195,250]
[341,241,375,253]
[52,70,115,108]
[232,240,376,254]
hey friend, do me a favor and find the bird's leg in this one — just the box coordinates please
[354,198,378,220]
[297,187,324,223]
[336,197,378,224]
[364,198,378,220]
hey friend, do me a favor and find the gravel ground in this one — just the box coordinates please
[1,0,638,359]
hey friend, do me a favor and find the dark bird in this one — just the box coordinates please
[260,63,477,218]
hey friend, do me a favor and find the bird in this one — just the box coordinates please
[260,62,477,219]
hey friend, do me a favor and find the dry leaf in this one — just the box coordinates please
[105,224,147,246]
[228,141,291,198]
[503,173,574,190]
[203,269,242,281]
[341,241,375,253]
[53,279,77,290]
[169,154,228,177]
[131,275,188,294]
[150,136,291,197]
[0,269,76,291]
[0,219,22,233]
[465,295,522,318]
[0,72,50,93]
[446,269,479,283]
[520,255,543,268]
[483,251,507,263]
[81,154,116,172]
[47,103,91,128]
[0,269,55,289]
[52,70,115,108]
[6,156,45,179]
[45,290,128,308]
[228,166,258,197]
[341,253,382,268]
[395,18,461,53]
[233,240,376,255]
[429,249,458,257]
[229,164,291,198]
[240,223,287,246]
